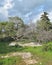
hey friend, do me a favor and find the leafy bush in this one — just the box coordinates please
[43,42,52,51]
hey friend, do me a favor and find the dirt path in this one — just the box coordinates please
[1,52,31,58]
[5,42,41,64]
[1,52,38,65]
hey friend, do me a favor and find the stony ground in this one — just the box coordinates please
[1,52,38,65]
[0,42,42,65]
[9,42,42,47]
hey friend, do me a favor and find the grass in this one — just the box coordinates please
[22,46,52,65]
[0,56,26,65]
[0,41,52,65]
[0,41,23,54]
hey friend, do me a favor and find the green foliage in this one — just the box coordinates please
[37,12,52,31]
[0,17,25,41]
[36,12,52,43]
[0,41,52,65]
[5,22,16,37]
[0,56,24,65]
[0,41,23,54]
[8,16,24,28]
[43,42,52,51]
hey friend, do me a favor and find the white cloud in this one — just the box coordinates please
[0,7,8,17]
[0,0,14,18]
[32,11,52,23]
[24,12,32,18]
[30,6,44,23]
[4,0,14,9]
[48,11,52,22]
[32,12,43,23]
[0,0,51,23]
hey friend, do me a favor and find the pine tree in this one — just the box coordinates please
[37,12,52,31]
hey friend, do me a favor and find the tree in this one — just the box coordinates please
[35,12,52,43]
[36,12,52,31]
[5,22,16,37]
[8,16,25,40]
[35,30,52,43]
[8,16,24,29]
[0,17,25,41]
[0,22,7,39]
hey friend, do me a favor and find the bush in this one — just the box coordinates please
[43,42,52,51]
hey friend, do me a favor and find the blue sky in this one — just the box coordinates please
[0,0,52,23]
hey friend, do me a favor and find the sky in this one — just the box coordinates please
[0,0,52,23]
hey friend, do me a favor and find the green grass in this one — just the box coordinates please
[0,56,26,65]
[0,41,52,65]
[0,41,23,54]
[22,46,52,65]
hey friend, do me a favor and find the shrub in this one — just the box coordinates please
[42,42,52,51]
